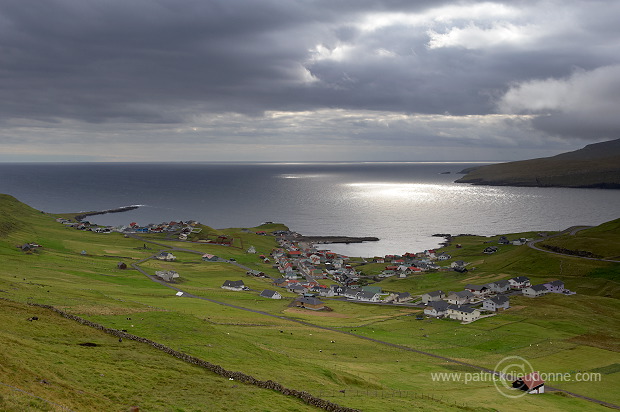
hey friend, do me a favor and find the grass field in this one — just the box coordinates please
[1,193,619,411]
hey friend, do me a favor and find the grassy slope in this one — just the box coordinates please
[1,194,619,411]
[539,218,620,260]
[0,299,316,412]
[455,138,620,188]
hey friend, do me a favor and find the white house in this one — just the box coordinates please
[155,270,179,282]
[355,291,381,302]
[447,305,481,322]
[343,288,359,299]
[465,284,491,298]
[482,295,510,311]
[393,292,413,303]
[446,290,474,305]
[544,280,565,293]
[157,252,177,261]
[522,284,548,298]
[513,372,545,394]
[509,276,531,290]
[486,280,511,293]
[221,280,246,291]
[421,290,445,304]
[451,260,466,269]
[424,301,450,317]
[260,289,282,299]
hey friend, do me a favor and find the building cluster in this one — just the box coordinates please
[422,277,571,323]
[377,250,468,278]
[56,217,200,235]
[271,238,360,285]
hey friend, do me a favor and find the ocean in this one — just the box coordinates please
[1,162,619,257]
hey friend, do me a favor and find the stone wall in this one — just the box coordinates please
[28,302,359,412]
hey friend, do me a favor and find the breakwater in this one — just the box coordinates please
[296,236,379,244]
[75,206,139,222]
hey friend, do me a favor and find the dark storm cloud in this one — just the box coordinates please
[0,0,457,123]
[0,0,619,160]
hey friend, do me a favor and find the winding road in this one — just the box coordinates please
[527,226,620,263]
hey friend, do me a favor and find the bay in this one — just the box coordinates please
[1,162,619,257]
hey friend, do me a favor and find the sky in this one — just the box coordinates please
[1,0,619,162]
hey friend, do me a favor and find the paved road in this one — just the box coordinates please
[527,226,620,263]
[128,234,619,410]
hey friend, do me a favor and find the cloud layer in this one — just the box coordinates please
[0,0,618,161]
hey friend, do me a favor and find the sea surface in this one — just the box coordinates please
[1,162,619,257]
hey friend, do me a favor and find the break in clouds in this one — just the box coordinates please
[0,0,619,161]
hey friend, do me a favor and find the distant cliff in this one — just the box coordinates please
[455,138,620,189]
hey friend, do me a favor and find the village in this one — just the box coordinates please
[55,216,575,324]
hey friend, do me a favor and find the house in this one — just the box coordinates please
[295,297,325,310]
[424,301,450,317]
[509,276,531,289]
[436,252,451,261]
[482,295,510,311]
[513,372,545,394]
[157,252,177,261]
[155,270,179,282]
[421,290,445,304]
[343,288,359,299]
[393,292,413,303]
[331,285,345,296]
[272,278,287,288]
[260,289,282,299]
[355,291,381,302]
[288,284,306,294]
[465,284,490,298]
[361,286,382,294]
[523,284,548,298]
[309,254,322,265]
[483,246,498,254]
[380,270,396,278]
[202,254,219,262]
[451,261,466,269]
[221,280,246,291]
[446,290,474,305]
[447,305,481,322]
[487,279,511,293]
[247,246,256,254]
[312,286,335,297]
[117,261,127,270]
[246,270,265,277]
[498,236,510,245]
[544,280,565,293]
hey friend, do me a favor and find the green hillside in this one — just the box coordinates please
[1,194,619,411]
[455,138,620,188]
[538,219,620,261]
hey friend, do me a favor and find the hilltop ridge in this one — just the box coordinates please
[455,138,620,188]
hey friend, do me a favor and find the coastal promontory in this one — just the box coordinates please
[455,138,620,189]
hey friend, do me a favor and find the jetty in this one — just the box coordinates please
[75,206,139,221]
